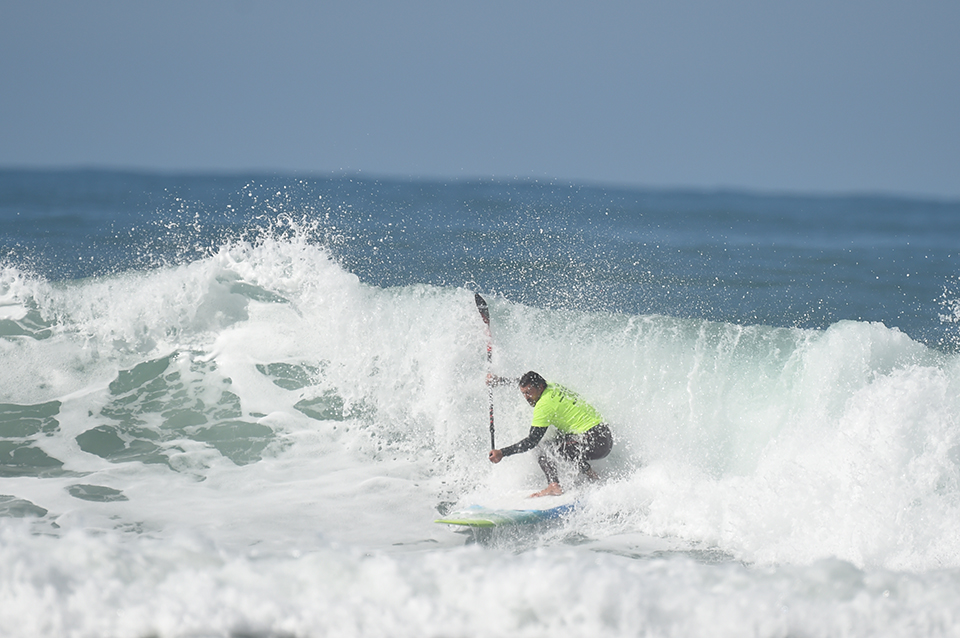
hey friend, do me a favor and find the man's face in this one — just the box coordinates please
[520,384,544,407]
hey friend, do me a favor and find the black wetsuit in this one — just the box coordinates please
[502,423,613,485]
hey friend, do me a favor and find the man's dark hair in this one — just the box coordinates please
[518,371,546,390]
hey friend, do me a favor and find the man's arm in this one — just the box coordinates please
[499,426,547,457]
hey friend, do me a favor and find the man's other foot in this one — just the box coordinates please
[530,483,563,498]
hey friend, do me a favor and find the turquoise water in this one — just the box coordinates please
[2,169,960,637]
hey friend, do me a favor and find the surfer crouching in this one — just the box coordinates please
[488,371,613,497]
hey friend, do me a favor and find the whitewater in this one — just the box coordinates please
[3,170,960,637]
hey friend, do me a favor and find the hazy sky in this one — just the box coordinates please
[2,1,958,198]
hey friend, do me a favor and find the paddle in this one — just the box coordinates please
[474,293,495,449]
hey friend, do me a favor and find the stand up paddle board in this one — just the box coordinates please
[435,502,576,528]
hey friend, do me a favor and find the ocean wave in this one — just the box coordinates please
[2,233,959,573]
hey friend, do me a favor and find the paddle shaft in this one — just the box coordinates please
[474,293,495,449]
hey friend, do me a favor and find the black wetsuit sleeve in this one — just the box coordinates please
[500,426,547,457]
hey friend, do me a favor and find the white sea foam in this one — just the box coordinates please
[3,525,960,638]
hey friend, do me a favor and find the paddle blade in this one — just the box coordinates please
[474,293,490,325]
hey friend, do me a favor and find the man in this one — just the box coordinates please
[487,371,613,497]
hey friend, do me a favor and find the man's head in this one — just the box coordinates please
[518,370,546,406]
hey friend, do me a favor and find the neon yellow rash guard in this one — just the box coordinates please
[531,383,604,434]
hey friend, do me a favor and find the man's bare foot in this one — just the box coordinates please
[530,482,563,498]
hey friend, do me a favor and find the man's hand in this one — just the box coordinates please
[486,374,515,387]
[488,449,503,463]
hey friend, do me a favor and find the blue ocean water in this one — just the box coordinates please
[2,168,960,636]
[5,169,959,344]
